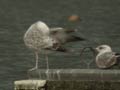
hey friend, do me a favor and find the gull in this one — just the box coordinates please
[24,21,85,71]
[24,21,56,71]
[95,45,120,69]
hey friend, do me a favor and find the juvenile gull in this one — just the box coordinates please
[24,21,56,71]
[95,45,120,69]
[24,21,85,71]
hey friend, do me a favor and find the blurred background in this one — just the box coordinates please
[0,0,120,89]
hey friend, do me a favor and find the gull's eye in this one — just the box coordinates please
[99,47,103,49]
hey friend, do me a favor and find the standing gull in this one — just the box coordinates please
[24,21,55,71]
[95,45,120,69]
[24,21,85,71]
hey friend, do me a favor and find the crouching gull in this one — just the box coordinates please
[95,45,120,69]
[24,21,85,71]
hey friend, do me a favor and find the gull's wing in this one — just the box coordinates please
[96,52,117,68]
[66,35,85,42]
[50,27,85,44]
[114,52,120,64]
[50,27,76,34]
[105,53,117,68]
[45,45,68,52]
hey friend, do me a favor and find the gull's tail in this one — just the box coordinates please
[45,46,69,52]
[67,35,85,42]
[55,46,68,52]
[115,53,120,65]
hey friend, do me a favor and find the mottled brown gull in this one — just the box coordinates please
[95,45,120,69]
[24,21,56,71]
[24,21,85,71]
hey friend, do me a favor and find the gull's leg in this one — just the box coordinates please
[45,51,49,70]
[29,51,39,71]
[45,50,50,80]
[27,51,39,79]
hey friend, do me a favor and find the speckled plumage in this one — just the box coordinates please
[24,21,53,51]
[95,45,120,69]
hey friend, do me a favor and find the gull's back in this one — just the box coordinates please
[24,21,53,50]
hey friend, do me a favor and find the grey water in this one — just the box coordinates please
[0,0,120,90]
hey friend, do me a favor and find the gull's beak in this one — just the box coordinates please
[89,47,98,55]
[91,48,97,52]
[95,47,99,53]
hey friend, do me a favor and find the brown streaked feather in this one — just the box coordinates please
[45,46,68,52]
[66,35,85,43]
[105,55,117,68]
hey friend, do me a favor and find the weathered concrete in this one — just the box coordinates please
[14,69,120,90]
[47,81,120,90]
[14,80,120,90]
[28,69,120,81]
[14,80,47,90]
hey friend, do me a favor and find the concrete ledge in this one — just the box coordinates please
[47,81,120,90]
[29,69,120,81]
[14,80,120,90]
[14,80,46,90]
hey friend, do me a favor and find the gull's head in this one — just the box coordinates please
[36,21,49,34]
[95,45,112,53]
